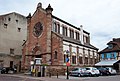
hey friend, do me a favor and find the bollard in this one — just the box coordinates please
[57,72,58,78]
[49,72,51,77]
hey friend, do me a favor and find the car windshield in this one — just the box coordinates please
[72,68,79,71]
[82,68,87,71]
[93,68,97,70]
[86,68,90,70]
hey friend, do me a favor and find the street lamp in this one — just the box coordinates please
[30,60,34,76]
[66,50,70,79]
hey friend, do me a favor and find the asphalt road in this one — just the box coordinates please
[65,75,120,81]
[0,74,120,81]
[0,74,42,81]
[79,75,120,81]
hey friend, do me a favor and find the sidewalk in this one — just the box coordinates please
[5,73,82,81]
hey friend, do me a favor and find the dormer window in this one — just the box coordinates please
[108,44,113,49]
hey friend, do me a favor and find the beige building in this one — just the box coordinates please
[0,12,27,71]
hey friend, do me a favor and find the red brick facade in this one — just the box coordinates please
[22,3,64,69]
[51,32,63,65]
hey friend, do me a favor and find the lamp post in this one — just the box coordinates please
[30,60,34,76]
[30,60,34,69]
[66,50,70,79]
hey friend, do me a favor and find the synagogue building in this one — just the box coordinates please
[22,3,99,69]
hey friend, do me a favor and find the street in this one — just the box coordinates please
[0,74,41,81]
[0,74,120,81]
[76,75,120,81]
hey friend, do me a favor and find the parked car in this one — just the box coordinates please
[97,67,109,76]
[0,67,9,74]
[106,67,117,75]
[85,67,100,76]
[69,68,90,77]
[0,67,16,74]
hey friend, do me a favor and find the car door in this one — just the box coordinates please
[71,68,78,75]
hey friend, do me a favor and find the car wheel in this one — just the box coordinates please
[106,72,109,75]
[89,73,92,77]
[78,73,81,77]
[100,73,103,76]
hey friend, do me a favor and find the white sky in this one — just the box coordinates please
[0,0,120,51]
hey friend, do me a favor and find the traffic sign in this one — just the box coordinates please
[66,58,69,62]
[66,62,70,66]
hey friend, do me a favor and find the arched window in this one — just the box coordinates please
[57,24,60,34]
[54,51,57,59]
[72,56,76,64]
[54,22,57,32]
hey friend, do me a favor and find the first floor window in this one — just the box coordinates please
[104,53,107,60]
[111,53,115,59]
[10,48,14,54]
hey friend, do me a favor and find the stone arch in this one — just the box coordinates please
[32,45,41,56]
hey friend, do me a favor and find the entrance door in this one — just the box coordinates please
[42,66,45,77]
[10,61,13,68]
[36,55,42,58]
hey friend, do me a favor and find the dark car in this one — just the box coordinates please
[0,67,16,74]
[0,67,9,74]
[97,67,109,76]
[69,68,90,77]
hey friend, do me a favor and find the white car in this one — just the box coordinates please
[69,68,90,77]
[106,67,117,75]
[85,67,100,76]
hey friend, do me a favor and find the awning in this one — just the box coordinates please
[95,60,119,66]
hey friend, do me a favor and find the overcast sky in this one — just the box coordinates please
[0,0,120,51]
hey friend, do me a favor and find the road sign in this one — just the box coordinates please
[66,62,70,66]
[66,58,69,62]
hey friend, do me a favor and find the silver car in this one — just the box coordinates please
[106,67,117,75]
[69,68,90,77]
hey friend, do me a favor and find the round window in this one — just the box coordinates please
[33,22,43,37]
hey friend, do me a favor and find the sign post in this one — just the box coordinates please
[66,50,70,79]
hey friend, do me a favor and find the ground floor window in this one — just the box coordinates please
[90,58,93,64]
[95,59,97,63]
[79,56,83,64]
[85,57,88,64]
[72,56,76,64]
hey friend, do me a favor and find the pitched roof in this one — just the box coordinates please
[0,12,26,18]
[52,15,90,35]
[99,38,120,54]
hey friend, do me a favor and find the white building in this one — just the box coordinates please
[0,12,27,71]
[52,15,99,66]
